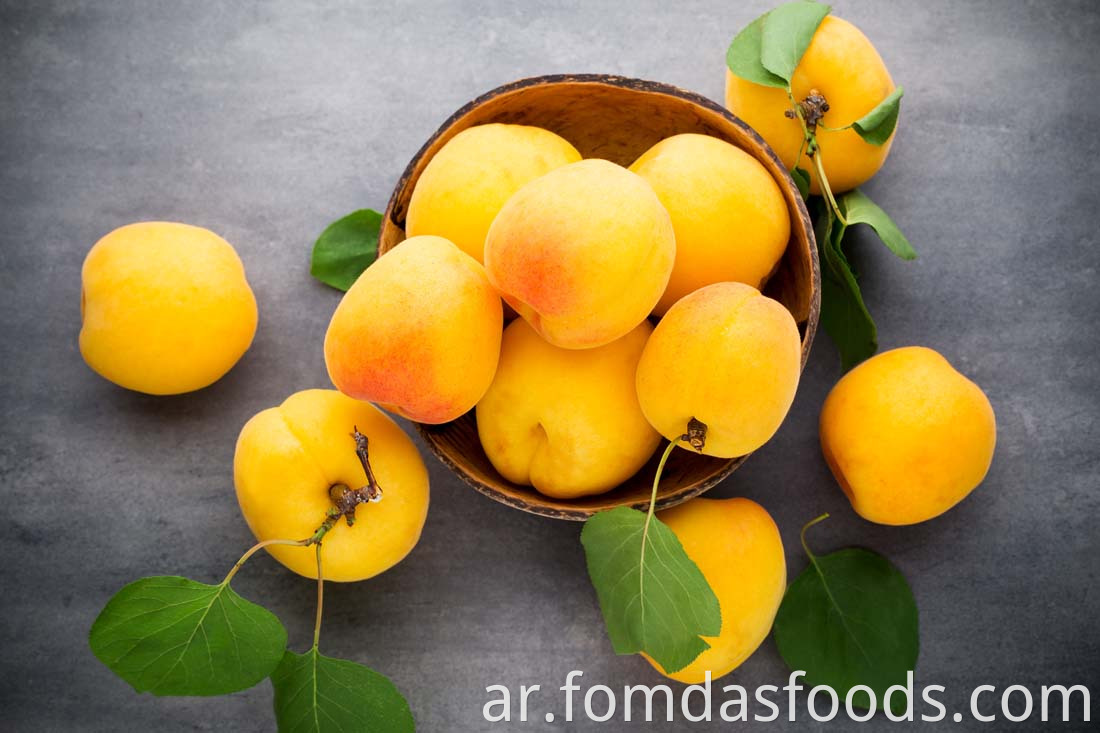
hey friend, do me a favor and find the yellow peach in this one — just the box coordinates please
[234,389,428,582]
[725,15,896,194]
[629,133,790,314]
[820,346,996,525]
[79,221,257,395]
[484,158,675,349]
[406,123,581,263]
[324,235,503,424]
[476,319,660,499]
[646,498,786,683]
[636,282,802,459]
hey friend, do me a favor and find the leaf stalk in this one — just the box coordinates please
[799,512,831,560]
[223,538,309,586]
[313,542,324,649]
[638,418,708,624]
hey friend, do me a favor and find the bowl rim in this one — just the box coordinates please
[381,73,820,520]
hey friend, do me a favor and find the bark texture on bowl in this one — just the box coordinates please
[381,74,819,520]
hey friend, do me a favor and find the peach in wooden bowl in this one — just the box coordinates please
[380,74,819,520]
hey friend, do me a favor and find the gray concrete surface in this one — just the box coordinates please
[1,0,1098,730]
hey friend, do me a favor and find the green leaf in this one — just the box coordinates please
[310,209,383,291]
[759,1,831,82]
[726,14,787,88]
[852,87,904,146]
[821,252,877,372]
[840,189,917,260]
[791,166,811,201]
[581,506,721,673]
[271,648,414,733]
[89,576,287,696]
[773,519,919,712]
[819,202,877,371]
[816,188,917,371]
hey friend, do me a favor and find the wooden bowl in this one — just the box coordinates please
[380,74,819,520]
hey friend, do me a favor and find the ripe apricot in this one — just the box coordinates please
[475,319,660,499]
[629,133,790,315]
[635,282,801,458]
[79,221,257,395]
[484,158,675,349]
[820,346,996,525]
[725,15,896,194]
[234,389,429,582]
[406,123,581,263]
[646,498,786,683]
[324,235,503,424]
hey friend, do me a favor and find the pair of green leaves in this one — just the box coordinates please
[581,506,721,673]
[310,209,383,291]
[817,192,916,370]
[89,575,413,732]
[773,516,919,713]
[726,1,904,148]
[726,0,830,88]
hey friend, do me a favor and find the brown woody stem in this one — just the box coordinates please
[323,427,384,529]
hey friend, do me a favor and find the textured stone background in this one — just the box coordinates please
[1,1,1097,730]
